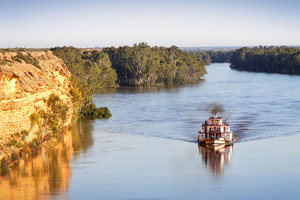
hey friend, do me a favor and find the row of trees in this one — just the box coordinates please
[103,43,207,86]
[193,50,233,64]
[229,46,300,75]
[51,47,115,119]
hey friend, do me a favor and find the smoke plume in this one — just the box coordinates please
[206,102,225,115]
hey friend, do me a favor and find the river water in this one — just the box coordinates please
[94,63,300,142]
[1,63,300,200]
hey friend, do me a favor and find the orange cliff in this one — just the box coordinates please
[0,51,73,156]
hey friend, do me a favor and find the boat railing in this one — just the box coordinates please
[206,135,225,140]
[208,130,222,133]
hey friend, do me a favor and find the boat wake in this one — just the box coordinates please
[232,130,300,143]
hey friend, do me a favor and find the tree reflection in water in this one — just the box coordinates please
[0,120,94,200]
[71,119,94,155]
[198,145,233,175]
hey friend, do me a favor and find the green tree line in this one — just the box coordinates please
[193,50,233,64]
[229,46,300,74]
[103,43,207,86]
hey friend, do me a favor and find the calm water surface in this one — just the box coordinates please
[94,63,300,142]
[1,63,300,200]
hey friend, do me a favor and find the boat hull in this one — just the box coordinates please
[198,139,233,147]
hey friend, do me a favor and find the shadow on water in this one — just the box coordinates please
[198,145,233,175]
[0,120,94,200]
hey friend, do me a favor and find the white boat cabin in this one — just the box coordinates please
[198,114,233,142]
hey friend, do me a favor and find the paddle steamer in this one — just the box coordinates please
[198,114,233,147]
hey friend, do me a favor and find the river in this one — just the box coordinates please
[1,63,300,200]
[94,63,300,142]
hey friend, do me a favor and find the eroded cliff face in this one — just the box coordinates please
[0,51,73,154]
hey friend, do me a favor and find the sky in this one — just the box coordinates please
[0,0,300,48]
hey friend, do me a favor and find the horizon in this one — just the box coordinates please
[1,0,300,48]
[1,44,300,50]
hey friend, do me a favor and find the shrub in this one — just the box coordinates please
[0,158,9,176]
[29,139,41,156]
[21,130,29,136]
[0,59,7,65]
[80,100,112,119]
[29,138,40,148]
[7,139,17,147]
[95,107,112,118]
[14,132,20,137]
[37,93,69,137]
[30,112,40,126]
[10,151,20,162]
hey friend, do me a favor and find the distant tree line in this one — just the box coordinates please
[193,50,233,64]
[0,48,50,53]
[103,43,207,86]
[229,46,300,75]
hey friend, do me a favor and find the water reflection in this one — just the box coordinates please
[0,131,73,200]
[71,120,94,155]
[95,83,205,95]
[198,145,233,175]
[0,120,94,200]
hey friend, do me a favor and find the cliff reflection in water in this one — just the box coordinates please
[198,145,233,174]
[0,120,94,200]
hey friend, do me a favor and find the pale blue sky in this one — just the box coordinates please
[0,0,299,48]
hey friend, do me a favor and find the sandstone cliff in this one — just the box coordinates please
[0,51,73,158]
